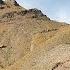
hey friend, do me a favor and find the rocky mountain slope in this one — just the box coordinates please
[0,0,70,70]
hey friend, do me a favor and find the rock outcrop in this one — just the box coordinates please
[5,0,19,6]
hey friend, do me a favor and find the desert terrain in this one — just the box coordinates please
[0,0,70,70]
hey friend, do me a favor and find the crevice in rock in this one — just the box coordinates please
[41,29,58,33]
[52,62,63,70]
[0,45,7,49]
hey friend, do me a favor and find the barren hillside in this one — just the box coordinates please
[0,0,70,70]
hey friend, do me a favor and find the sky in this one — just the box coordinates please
[16,0,70,23]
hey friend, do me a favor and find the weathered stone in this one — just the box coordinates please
[5,0,19,6]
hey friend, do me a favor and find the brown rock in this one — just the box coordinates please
[5,0,19,6]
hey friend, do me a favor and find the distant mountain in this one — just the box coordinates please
[0,0,70,70]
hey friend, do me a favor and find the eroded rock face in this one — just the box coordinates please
[5,0,19,6]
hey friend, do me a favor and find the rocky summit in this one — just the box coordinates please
[0,0,70,70]
[5,0,19,6]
